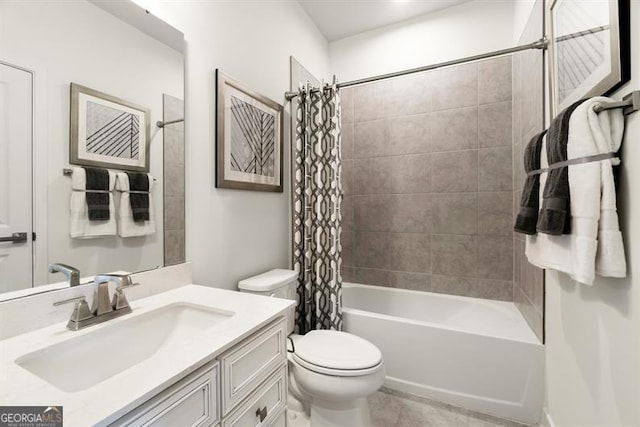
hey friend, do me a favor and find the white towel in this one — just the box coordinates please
[69,167,117,239]
[115,172,156,237]
[526,97,626,285]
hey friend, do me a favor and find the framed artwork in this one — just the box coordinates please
[216,70,283,192]
[548,0,630,116]
[70,83,150,172]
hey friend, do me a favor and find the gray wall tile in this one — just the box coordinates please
[353,157,392,194]
[478,56,512,104]
[341,87,355,124]
[431,63,477,111]
[478,191,512,235]
[389,114,430,155]
[355,119,389,158]
[478,236,513,281]
[164,196,184,230]
[479,101,512,148]
[164,165,185,197]
[164,229,185,266]
[388,271,431,291]
[354,81,386,122]
[477,279,513,301]
[386,72,431,117]
[431,107,478,152]
[431,234,478,277]
[342,266,356,282]
[342,159,354,195]
[432,150,478,193]
[354,267,389,286]
[479,146,512,191]
[431,275,478,297]
[354,195,391,231]
[354,231,390,268]
[390,154,431,193]
[342,123,354,159]
[342,195,354,231]
[342,230,354,267]
[431,193,478,235]
[389,194,431,233]
[389,233,431,273]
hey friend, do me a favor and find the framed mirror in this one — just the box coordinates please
[0,0,185,300]
[548,0,631,116]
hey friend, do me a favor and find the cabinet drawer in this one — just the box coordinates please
[221,365,287,427]
[220,318,286,415]
[267,407,286,427]
[111,362,219,427]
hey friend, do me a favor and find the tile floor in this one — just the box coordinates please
[368,388,531,427]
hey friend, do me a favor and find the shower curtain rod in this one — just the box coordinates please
[284,37,549,101]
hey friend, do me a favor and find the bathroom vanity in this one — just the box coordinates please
[0,283,294,427]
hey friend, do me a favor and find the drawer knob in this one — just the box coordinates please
[256,406,268,422]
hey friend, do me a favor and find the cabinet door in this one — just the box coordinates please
[220,318,286,415]
[110,362,219,427]
[221,365,287,427]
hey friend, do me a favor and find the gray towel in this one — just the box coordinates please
[514,130,547,234]
[537,99,586,235]
[125,172,150,222]
[84,167,110,221]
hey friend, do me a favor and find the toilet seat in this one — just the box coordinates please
[292,330,383,377]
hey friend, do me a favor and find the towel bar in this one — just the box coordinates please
[63,168,157,181]
[594,90,640,115]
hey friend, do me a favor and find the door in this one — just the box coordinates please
[0,63,33,292]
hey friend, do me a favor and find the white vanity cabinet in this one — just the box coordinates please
[110,317,288,427]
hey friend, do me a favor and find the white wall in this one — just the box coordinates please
[542,2,640,426]
[135,1,330,289]
[512,0,538,44]
[0,0,183,285]
[329,0,515,82]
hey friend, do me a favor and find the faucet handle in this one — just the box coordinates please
[112,281,140,311]
[53,296,94,322]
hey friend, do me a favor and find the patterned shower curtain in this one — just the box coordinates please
[293,82,343,334]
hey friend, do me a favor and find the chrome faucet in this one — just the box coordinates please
[48,263,81,287]
[53,273,140,331]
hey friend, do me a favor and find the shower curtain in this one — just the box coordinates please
[293,82,343,334]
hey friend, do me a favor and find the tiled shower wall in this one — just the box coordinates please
[163,94,186,265]
[512,0,545,342]
[341,57,514,301]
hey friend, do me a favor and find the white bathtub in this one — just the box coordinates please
[342,283,544,424]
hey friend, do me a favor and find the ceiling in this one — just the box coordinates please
[298,0,474,42]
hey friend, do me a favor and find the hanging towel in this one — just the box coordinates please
[125,172,150,222]
[537,99,586,235]
[514,130,547,234]
[115,172,155,237]
[526,97,626,285]
[70,167,117,238]
[84,167,110,220]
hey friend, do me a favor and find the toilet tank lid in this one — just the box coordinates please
[238,269,298,291]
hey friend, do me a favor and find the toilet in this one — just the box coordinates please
[238,269,385,427]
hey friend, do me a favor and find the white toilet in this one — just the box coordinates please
[238,269,385,427]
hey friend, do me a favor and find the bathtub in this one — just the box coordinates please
[342,283,544,424]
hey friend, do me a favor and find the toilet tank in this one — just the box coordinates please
[239,269,298,334]
[238,269,298,300]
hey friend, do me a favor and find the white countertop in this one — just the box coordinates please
[0,284,294,426]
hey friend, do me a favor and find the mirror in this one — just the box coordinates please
[0,0,185,298]
[548,0,631,115]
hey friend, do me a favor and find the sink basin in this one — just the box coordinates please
[16,303,234,392]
